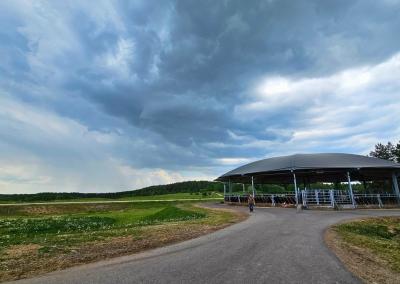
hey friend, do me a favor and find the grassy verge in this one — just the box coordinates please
[0,201,245,282]
[325,217,400,284]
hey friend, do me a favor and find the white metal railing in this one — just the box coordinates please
[224,193,296,206]
[224,190,399,209]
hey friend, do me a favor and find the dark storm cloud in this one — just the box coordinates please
[58,0,400,146]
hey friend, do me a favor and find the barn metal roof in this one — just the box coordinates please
[216,153,400,183]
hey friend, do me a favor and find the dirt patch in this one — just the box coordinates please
[325,226,400,284]
[0,206,247,282]
[5,244,41,258]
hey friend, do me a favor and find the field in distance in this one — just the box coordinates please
[67,192,222,202]
[121,192,222,200]
[0,192,223,204]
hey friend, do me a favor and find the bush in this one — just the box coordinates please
[137,206,206,225]
[339,223,397,240]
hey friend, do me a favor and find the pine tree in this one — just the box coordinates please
[392,141,400,163]
[369,142,396,161]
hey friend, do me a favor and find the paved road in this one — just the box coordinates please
[12,206,400,284]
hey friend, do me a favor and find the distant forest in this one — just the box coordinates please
[0,181,223,203]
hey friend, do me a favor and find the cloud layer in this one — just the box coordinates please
[1,0,400,193]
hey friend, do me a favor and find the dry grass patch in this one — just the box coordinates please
[5,244,41,258]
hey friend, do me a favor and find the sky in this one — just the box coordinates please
[1,0,400,194]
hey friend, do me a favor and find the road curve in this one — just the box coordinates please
[11,206,400,284]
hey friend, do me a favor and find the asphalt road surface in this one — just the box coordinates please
[12,206,400,284]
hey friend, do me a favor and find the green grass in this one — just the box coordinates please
[0,203,207,250]
[334,217,400,272]
[0,192,223,204]
[0,198,111,204]
[0,201,243,282]
[137,206,206,225]
[121,192,222,200]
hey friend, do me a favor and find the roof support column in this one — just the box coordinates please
[223,183,226,198]
[347,171,355,208]
[392,172,400,203]
[228,179,232,202]
[242,183,245,193]
[292,171,298,206]
[251,176,255,197]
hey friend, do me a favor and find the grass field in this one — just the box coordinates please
[0,201,243,282]
[0,192,223,204]
[120,192,222,201]
[327,217,400,283]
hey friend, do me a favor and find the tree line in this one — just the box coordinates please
[0,181,224,203]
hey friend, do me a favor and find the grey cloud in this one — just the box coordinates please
[1,0,400,192]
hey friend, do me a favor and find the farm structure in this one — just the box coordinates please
[216,153,400,209]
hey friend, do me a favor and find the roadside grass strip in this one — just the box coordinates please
[333,217,400,273]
